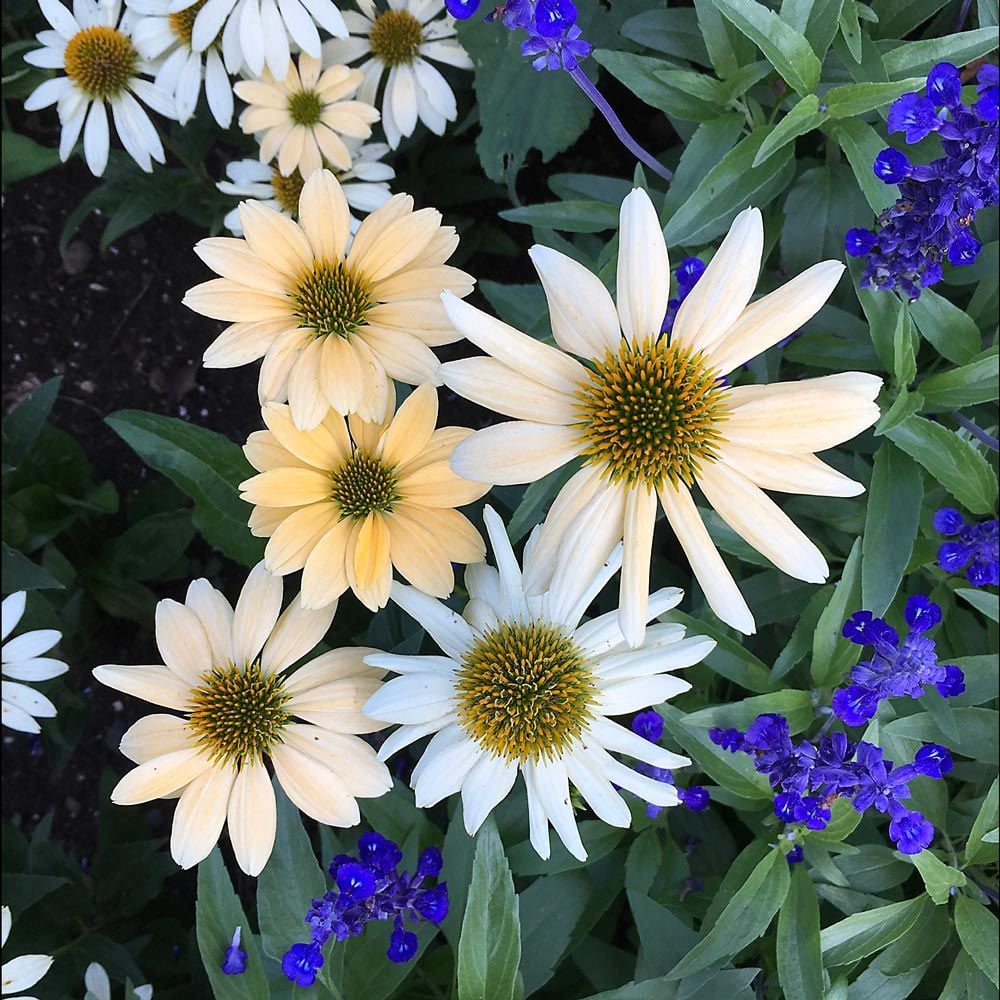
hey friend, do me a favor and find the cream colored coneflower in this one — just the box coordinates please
[440,188,882,643]
[321,0,471,148]
[234,53,379,177]
[93,563,392,875]
[240,383,488,611]
[364,506,713,861]
[184,169,473,430]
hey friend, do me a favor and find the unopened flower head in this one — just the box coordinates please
[845,62,999,298]
[440,187,881,644]
[933,507,999,588]
[184,169,473,430]
[321,0,472,148]
[1,592,68,734]
[282,831,447,984]
[93,563,392,875]
[239,383,489,612]
[363,505,715,862]
[24,0,176,176]
[831,595,964,727]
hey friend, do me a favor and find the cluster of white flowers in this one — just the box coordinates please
[22,0,471,237]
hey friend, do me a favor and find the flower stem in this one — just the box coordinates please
[953,412,1000,452]
[567,66,673,182]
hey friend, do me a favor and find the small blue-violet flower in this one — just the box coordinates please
[221,926,247,976]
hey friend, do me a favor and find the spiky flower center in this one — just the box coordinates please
[575,337,729,489]
[64,25,137,100]
[168,0,207,46]
[330,451,400,519]
[456,621,596,763]
[290,260,373,339]
[187,660,291,766]
[288,88,323,126]
[271,168,306,215]
[368,9,423,67]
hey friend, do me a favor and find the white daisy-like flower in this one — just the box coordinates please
[321,0,472,149]
[363,506,713,861]
[234,53,379,178]
[23,0,176,176]
[184,169,473,431]
[173,0,348,80]
[440,188,882,643]
[218,142,393,235]
[92,563,392,875]
[84,962,153,1000]
[1,592,68,735]
[126,0,233,127]
[2,905,53,1000]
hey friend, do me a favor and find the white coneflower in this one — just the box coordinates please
[441,189,882,642]
[1,592,68,735]
[184,169,472,430]
[364,507,713,861]
[126,0,233,127]
[174,0,349,80]
[234,53,379,177]
[218,141,393,234]
[321,0,471,148]
[93,563,392,875]
[23,0,175,176]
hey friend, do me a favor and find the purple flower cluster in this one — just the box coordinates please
[934,507,999,587]
[631,710,710,817]
[661,257,706,334]
[710,714,952,854]
[831,595,965,727]
[446,0,591,71]
[845,62,999,298]
[282,833,449,988]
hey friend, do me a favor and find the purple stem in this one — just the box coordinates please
[567,65,673,182]
[953,412,1000,452]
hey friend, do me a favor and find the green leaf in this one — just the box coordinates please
[457,817,521,1000]
[920,349,1000,411]
[628,890,698,979]
[104,510,194,582]
[884,415,998,515]
[664,126,796,246]
[777,865,823,1000]
[956,589,1000,622]
[499,200,619,232]
[105,410,264,565]
[838,0,863,62]
[909,288,981,365]
[809,798,864,845]
[663,112,745,218]
[826,119,898,213]
[1,544,64,592]
[519,871,590,995]
[955,895,1000,989]
[820,897,923,967]
[861,443,922,616]
[881,28,1000,79]
[256,783,326,962]
[667,847,790,979]
[823,78,925,116]
[891,298,917,387]
[455,15,591,183]
[2,131,60,187]
[2,376,61,471]
[811,537,862,686]
[195,849,268,999]
[884,709,1000,765]
[619,9,712,64]
[752,95,824,166]
[684,690,813,734]
[708,0,821,94]
[965,779,999,865]
[907,850,966,905]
